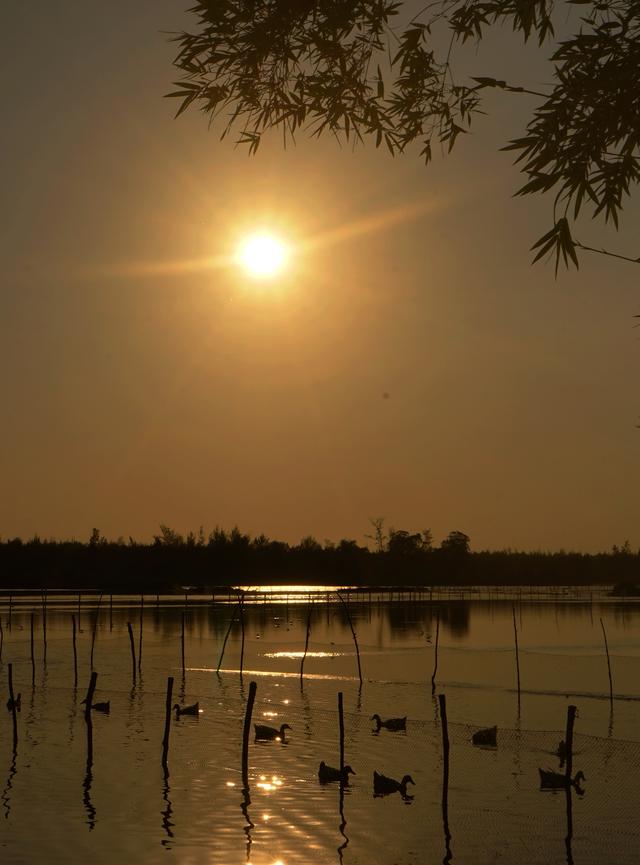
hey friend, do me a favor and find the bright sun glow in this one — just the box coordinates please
[237,232,290,278]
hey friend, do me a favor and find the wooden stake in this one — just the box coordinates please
[90,593,103,672]
[239,595,246,680]
[30,612,35,686]
[439,693,452,864]
[431,612,440,695]
[161,676,174,766]
[512,605,521,705]
[78,592,81,630]
[300,603,312,685]
[338,691,345,778]
[138,594,144,674]
[8,594,12,632]
[8,663,18,748]
[337,593,362,684]
[127,622,137,683]
[41,589,47,663]
[72,614,78,687]
[241,681,258,790]
[216,599,241,673]
[564,704,577,784]
[84,671,98,722]
[181,612,186,679]
[600,618,614,706]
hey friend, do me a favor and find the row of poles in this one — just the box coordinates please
[1,595,617,710]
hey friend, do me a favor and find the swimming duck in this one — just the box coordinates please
[173,702,199,718]
[254,723,291,741]
[371,714,407,732]
[539,768,586,791]
[6,693,21,711]
[472,726,497,747]
[81,699,110,713]
[318,761,355,784]
[373,771,415,798]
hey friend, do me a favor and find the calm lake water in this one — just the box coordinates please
[1,589,639,864]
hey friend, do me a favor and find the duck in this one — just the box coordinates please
[539,768,586,791]
[6,693,21,711]
[173,702,199,718]
[373,771,415,798]
[370,713,407,732]
[81,699,110,713]
[472,725,497,747]
[318,761,355,784]
[254,722,291,741]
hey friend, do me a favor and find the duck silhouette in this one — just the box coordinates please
[82,699,110,714]
[472,726,497,747]
[254,723,291,741]
[371,714,406,732]
[539,768,586,793]
[373,771,415,798]
[173,702,199,718]
[318,761,355,784]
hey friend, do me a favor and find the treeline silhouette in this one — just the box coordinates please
[1,526,639,592]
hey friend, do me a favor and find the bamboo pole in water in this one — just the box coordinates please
[512,605,521,705]
[8,594,12,632]
[127,622,137,684]
[162,676,174,767]
[431,612,440,695]
[241,681,258,790]
[8,663,18,747]
[216,599,241,673]
[30,613,35,686]
[84,671,98,722]
[600,619,614,706]
[239,595,246,680]
[77,593,81,630]
[439,693,452,864]
[72,615,78,687]
[181,612,186,679]
[337,593,362,684]
[138,594,144,674]
[41,589,47,663]
[300,603,313,685]
[338,691,345,779]
[90,593,103,672]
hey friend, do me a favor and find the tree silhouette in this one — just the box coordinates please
[171,0,640,271]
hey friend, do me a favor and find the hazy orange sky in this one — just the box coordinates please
[2,2,639,553]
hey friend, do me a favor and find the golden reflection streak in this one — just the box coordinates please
[189,667,359,681]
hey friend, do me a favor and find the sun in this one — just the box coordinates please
[236,232,290,279]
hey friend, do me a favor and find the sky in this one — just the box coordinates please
[1,1,639,553]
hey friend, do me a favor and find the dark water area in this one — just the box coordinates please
[0,590,639,864]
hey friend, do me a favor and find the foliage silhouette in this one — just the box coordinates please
[170,0,640,270]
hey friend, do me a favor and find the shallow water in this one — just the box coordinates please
[0,591,639,864]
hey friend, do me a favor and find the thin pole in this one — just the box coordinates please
[41,589,47,663]
[30,613,35,686]
[181,612,186,679]
[161,676,174,767]
[300,603,312,685]
[90,593,103,672]
[84,671,98,722]
[600,618,614,707]
[138,594,144,674]
[8,594,12,631]
[564,704,577,865]
[439,693,452,864]
[216,599,241,673]
[431,612,440,695]
[127,622,137,684]
[512,605,521,706]
[241,681,258,790]
[337,593,362,684]
[78,592,81,630]
[8,662,18,748]
[72,614,78,687]
[0,617,3,661]
[109,594,113,632]
[239,595,246,680]
[338,691,345,778]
